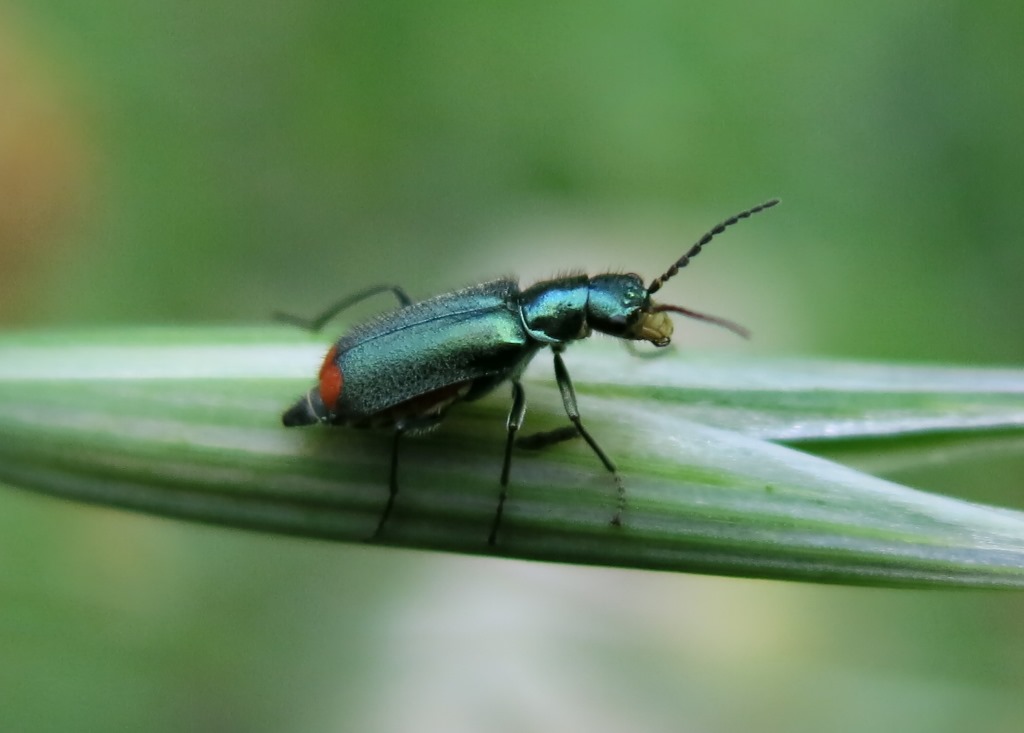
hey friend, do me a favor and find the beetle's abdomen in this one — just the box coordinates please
[281,346,345,427]
[343,380,474,430]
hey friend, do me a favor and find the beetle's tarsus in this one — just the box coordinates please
[611,477,626,527]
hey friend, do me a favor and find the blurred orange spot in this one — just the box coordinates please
[0,12,89,320]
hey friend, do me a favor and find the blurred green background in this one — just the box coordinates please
[2,1,1023,731]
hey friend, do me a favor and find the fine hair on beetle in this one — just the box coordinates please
[280,199,780,544]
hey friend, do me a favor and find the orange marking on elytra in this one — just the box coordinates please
[318,345,344,408]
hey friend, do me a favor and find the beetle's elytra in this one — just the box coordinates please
[282,199,779,544]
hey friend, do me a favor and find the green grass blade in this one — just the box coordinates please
[569,348,1024,441]
[1,326,1023,588]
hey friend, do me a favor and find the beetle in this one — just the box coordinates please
[282,199,779,544]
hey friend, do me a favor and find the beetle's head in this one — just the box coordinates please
[586,273,674,346]
[586,273,749,347]
[609,198,780,347]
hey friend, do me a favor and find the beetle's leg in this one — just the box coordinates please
[489,380,527,546]
[371,427,406,540]
[516,425,579,450]
[275,284,413,332]
[623,340,675,360]
[551,347,625,526]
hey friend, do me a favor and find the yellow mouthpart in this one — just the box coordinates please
[634,310,673,346]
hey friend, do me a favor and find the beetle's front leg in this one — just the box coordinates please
[489,380,526,546]
[551,347,625,526]
[623,339,676,360]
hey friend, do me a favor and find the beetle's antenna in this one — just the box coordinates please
[647,199,779,295]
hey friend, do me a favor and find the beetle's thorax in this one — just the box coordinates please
[518,275,590,343]
[518,273,674,346]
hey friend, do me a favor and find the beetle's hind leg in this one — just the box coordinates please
[275,284,413,332]
[371,427,406,541]
[551,347,626,527]
[370,412,444,541]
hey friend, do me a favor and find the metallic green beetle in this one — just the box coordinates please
[283,199,778,543]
